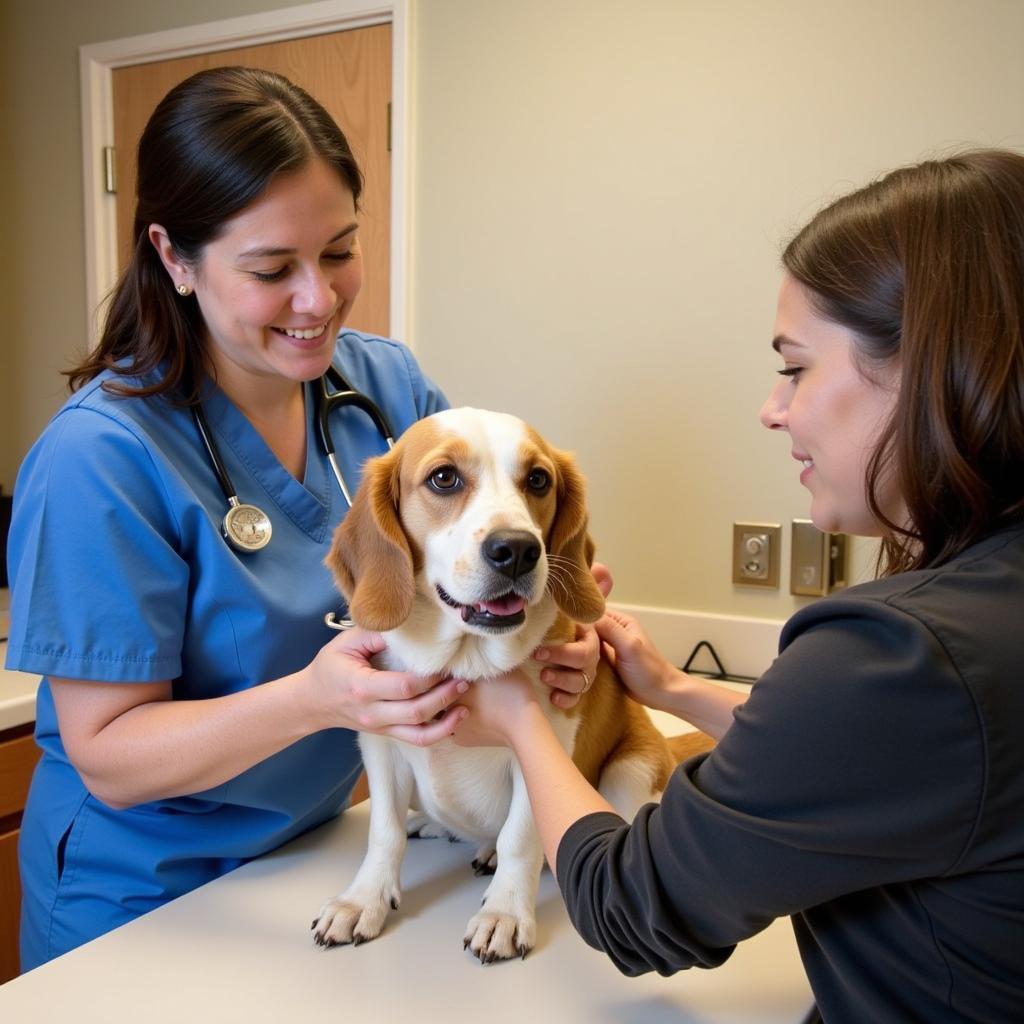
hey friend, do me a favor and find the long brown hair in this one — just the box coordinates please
[68,66,363,402]
[783,150,1024,574]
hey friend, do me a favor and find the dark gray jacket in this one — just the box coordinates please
[557,524,1024,1023]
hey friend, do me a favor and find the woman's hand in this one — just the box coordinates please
[593,608,680,713]
[533,561,614,709]
[451,670,539,748]
[596,611,746,739]
[304,627,468,746]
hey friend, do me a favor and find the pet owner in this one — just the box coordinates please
[4,66,598,971]
[455,149,1024,1022]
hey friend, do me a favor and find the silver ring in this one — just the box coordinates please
[580,671,592,694]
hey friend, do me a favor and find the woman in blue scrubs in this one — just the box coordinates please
[4,67,598,971]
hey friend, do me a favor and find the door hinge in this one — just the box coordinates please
[386,102,392,154]
[102,146,117,194]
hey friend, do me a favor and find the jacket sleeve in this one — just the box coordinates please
[555,596,985,976]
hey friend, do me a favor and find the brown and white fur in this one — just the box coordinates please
[311,407,677,963]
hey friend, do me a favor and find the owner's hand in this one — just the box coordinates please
[304,628,468,746]
[451,671,539,748]
[594,609,679,713]
[533,561,613,709]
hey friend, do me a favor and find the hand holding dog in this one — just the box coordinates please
[593,609,681,713]
[533,561,614,709]
[451,670,541,749]
[596,610,745,739]
[304,627,469,746]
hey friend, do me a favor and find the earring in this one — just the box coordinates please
[176,283,192,296]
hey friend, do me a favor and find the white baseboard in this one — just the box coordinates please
[609,602,783,684]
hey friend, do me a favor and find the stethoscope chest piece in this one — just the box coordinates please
[222,499,273,552]
[192,364,396,557]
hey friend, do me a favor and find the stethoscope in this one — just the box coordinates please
[191,364,395,556]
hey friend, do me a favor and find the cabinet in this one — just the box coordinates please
[0,723,40,983]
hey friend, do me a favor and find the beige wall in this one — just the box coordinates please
[2,0,1022,622]
[409,0,1024,616]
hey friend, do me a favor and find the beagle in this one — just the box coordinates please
[311,407,679,962]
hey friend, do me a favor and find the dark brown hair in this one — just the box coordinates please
[783,149,1024,574]
[68,66,363,401]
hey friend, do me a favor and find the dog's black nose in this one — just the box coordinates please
[483,530,541,580]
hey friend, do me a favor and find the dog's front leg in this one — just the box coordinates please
[312,736,413,948]
[463,764,544,963]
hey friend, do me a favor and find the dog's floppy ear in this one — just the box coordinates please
[547,448,606,624]
[325,448,416,631]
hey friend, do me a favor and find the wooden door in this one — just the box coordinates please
[112,26,392,336]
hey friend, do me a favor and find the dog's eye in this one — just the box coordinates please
[427,465,462,493]
[526,468,551,495]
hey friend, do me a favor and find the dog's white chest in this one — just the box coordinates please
[403,741,517,841]
[366,628,561,843]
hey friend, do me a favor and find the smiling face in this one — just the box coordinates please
[760,274,902,535]
[156,156,362,399]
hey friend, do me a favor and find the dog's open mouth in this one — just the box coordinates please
[436,584,527,631]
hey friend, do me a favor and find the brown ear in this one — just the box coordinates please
[325,448,416,631]
[547,449,606,624]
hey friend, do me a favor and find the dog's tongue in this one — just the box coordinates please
[476,594,526,617]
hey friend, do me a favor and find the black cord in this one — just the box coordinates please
[191,404,237,504]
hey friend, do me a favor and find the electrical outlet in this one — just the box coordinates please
[790,520,849,596]
[732,523,781,588]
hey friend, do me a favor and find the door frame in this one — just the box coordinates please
[79,0,411,346]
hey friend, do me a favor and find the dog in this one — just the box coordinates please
[311,407,686,963]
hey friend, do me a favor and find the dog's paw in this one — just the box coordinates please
[462,907,535,964]
[311,890,398,949]
[407,812,454,841]
[471,844,498,875]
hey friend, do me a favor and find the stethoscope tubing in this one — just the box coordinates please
[316,367,395,506]
[192,362,395,550]
[191,401,238,508]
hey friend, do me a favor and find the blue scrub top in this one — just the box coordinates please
[4,330,447,970]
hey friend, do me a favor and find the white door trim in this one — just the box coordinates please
[79,0,411,347]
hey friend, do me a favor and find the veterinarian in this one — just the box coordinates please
[455,149,1024,1022]
[3,67,600,972]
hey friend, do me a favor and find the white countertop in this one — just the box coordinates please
[0,642,39,733]
[1,589,41,731]
[0,800,812,1021]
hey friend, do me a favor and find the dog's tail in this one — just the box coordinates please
[666,731,716,763]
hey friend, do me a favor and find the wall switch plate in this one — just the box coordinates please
[790,519,849,596]
[732,523,781,588]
